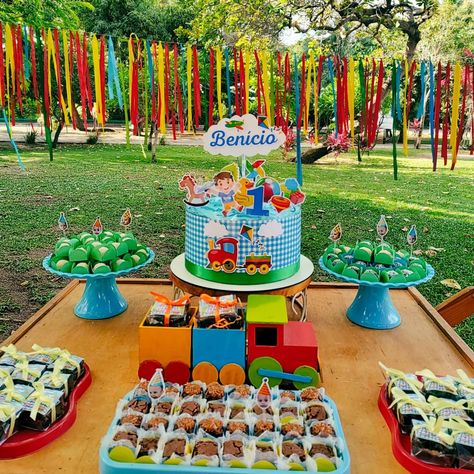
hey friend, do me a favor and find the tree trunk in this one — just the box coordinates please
[151,121,159,163]
[300,145,331,164]
[52,120,64,149]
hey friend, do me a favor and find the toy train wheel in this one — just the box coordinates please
[259,264,270,274]
[246,264,257,275]
[211,261,221,271]
[293,365,320,389]
[163,361,190,385]
[138,360,163,380]
[219,363,246,385]
[222,259,236,273]
[248,357,283,388]
[192,361,218,383]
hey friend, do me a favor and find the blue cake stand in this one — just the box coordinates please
[319,257,435,330]
[43,249,155,320]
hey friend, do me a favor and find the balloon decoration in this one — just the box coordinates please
[0,21,472,179]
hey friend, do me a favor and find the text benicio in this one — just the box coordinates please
[209,129,279,147]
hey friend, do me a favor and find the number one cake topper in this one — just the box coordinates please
[377,215,389,244]
[92,216,103,235]
[58,212,68,236]
[256,377,272,409]
[407,225,417,257]
[148,368,165,400]
[329,224,342,249]
[120,208,132,230]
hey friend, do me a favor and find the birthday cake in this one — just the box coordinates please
[180,164,304,285]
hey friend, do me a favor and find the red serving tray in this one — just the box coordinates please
[0,362,92,459]
[378,382,471,473]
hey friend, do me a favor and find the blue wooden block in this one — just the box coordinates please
[192,327,245,371]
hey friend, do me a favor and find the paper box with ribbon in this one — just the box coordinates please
[147,293,191,327]
[197,294,243,329]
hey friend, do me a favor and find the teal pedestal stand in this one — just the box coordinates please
[319,257,435,330]
[43,249,155,320]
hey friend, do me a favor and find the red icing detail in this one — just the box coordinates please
[138,360,163,381]
[378,383,469,473]
[163,361,190,385]
[0,363,92,459]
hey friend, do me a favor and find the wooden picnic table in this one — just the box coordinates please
[2,278,473,474]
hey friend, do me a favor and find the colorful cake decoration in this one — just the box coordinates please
[329,224,342,245]
[178,174,210,207]
[92,217,103,235]
[58,212,68,234]
[256,377,272,409]
[120,208,132,229]
[377,215,389,243]
[407,225,418,257]
[147,368,165,399]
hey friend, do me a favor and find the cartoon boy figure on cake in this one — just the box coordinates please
[210,170,243,216]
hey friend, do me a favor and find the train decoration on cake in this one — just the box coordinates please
[138,294,320,389]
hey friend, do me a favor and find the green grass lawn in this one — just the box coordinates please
[0,144,473,345]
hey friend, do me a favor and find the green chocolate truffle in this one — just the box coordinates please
[112,259,133,272]
[360,269,380,282]
[400,269,421,282]
[342,265,360,279]
[353,245,373,263]
[110,241,129,257]
[328,258,346,274]
[380,269,406,284]
[71,262,90,275]
[69,246,90,262]
[374,247,395,265]
[92,262,111,274]
[91,245,117,262]
[130,254,142,266]
[54,242,71,259]
[55,259,73,273]
[409,263,426,278]
[122,236,138,251]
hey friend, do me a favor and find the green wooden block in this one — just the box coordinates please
[246,295,288,325]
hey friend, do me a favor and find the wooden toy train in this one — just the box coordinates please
[138,294,320,388]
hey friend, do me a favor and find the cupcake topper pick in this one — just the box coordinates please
[58,212,68,236]
[329,224,342,249]
[256,377,272,409]
[120,208,132,229]
[377,215,389,244]
[92,216,103,235]
[148,368,165,400]
[407,225,417,257]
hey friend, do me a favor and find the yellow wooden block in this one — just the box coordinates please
[138,307,194,367]
[192,361,218,384]
[219,363,246,385]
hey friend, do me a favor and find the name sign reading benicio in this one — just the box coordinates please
[203,114,286,157]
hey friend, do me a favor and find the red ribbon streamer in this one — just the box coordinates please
[83,33,93,114]
[53,29,64,117]
[454,65,469,167]
[283,52,291,134]
[0,24,5,109]
[297,53,306,129]
[233,48,240,115]
[173,44,184,133]
[41,29,50,128]
[433,62,442,170]
[74,32,87,130]
[406,60,416,121]
[441,63,451,163]
[192,45,201,126]
[164,43,170,125]
[68,32,76,129]
[100,35,106,125]
[369,60,384,148]
[239,50,245,114]
[208,47,214,127]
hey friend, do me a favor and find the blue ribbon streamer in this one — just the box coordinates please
[224,47,231,117]
[428,60,435,162]
[145,40,154,90]
[107,37,123,109]
[327,57,337,137]
[23,26,30,82]
[2,109,25,172]
[417,61,426,119]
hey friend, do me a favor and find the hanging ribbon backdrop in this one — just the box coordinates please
[0,20,473,178]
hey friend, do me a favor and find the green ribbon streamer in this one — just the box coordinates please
[185,259,300,285]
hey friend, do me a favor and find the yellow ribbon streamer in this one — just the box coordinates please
[1,344,27,364]
[216,47,223,120]
[428,395,467,413]
[157,43,166,134]
[186,45,193,132]
[304,54,314,134]
[29,382,57,423]
[47,29,68,120]
[450,63,462,166]
[91,34,103,127]
[62,31,73,126]
[261,52,271,124]
[314,59,319,144]
[0,403,16,438]
[416,369,457,393]
[348,57,355,146]
[245,50,250,114]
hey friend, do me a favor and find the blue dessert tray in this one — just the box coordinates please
[43,249,155,320]
[319,257,435,330]
[99,390,351,474]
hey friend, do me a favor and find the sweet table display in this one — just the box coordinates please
[319,221,434,329]
[379,364,474,472]
[99,376,350,473]
[43,219,155,320]
[0,343,91,458]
